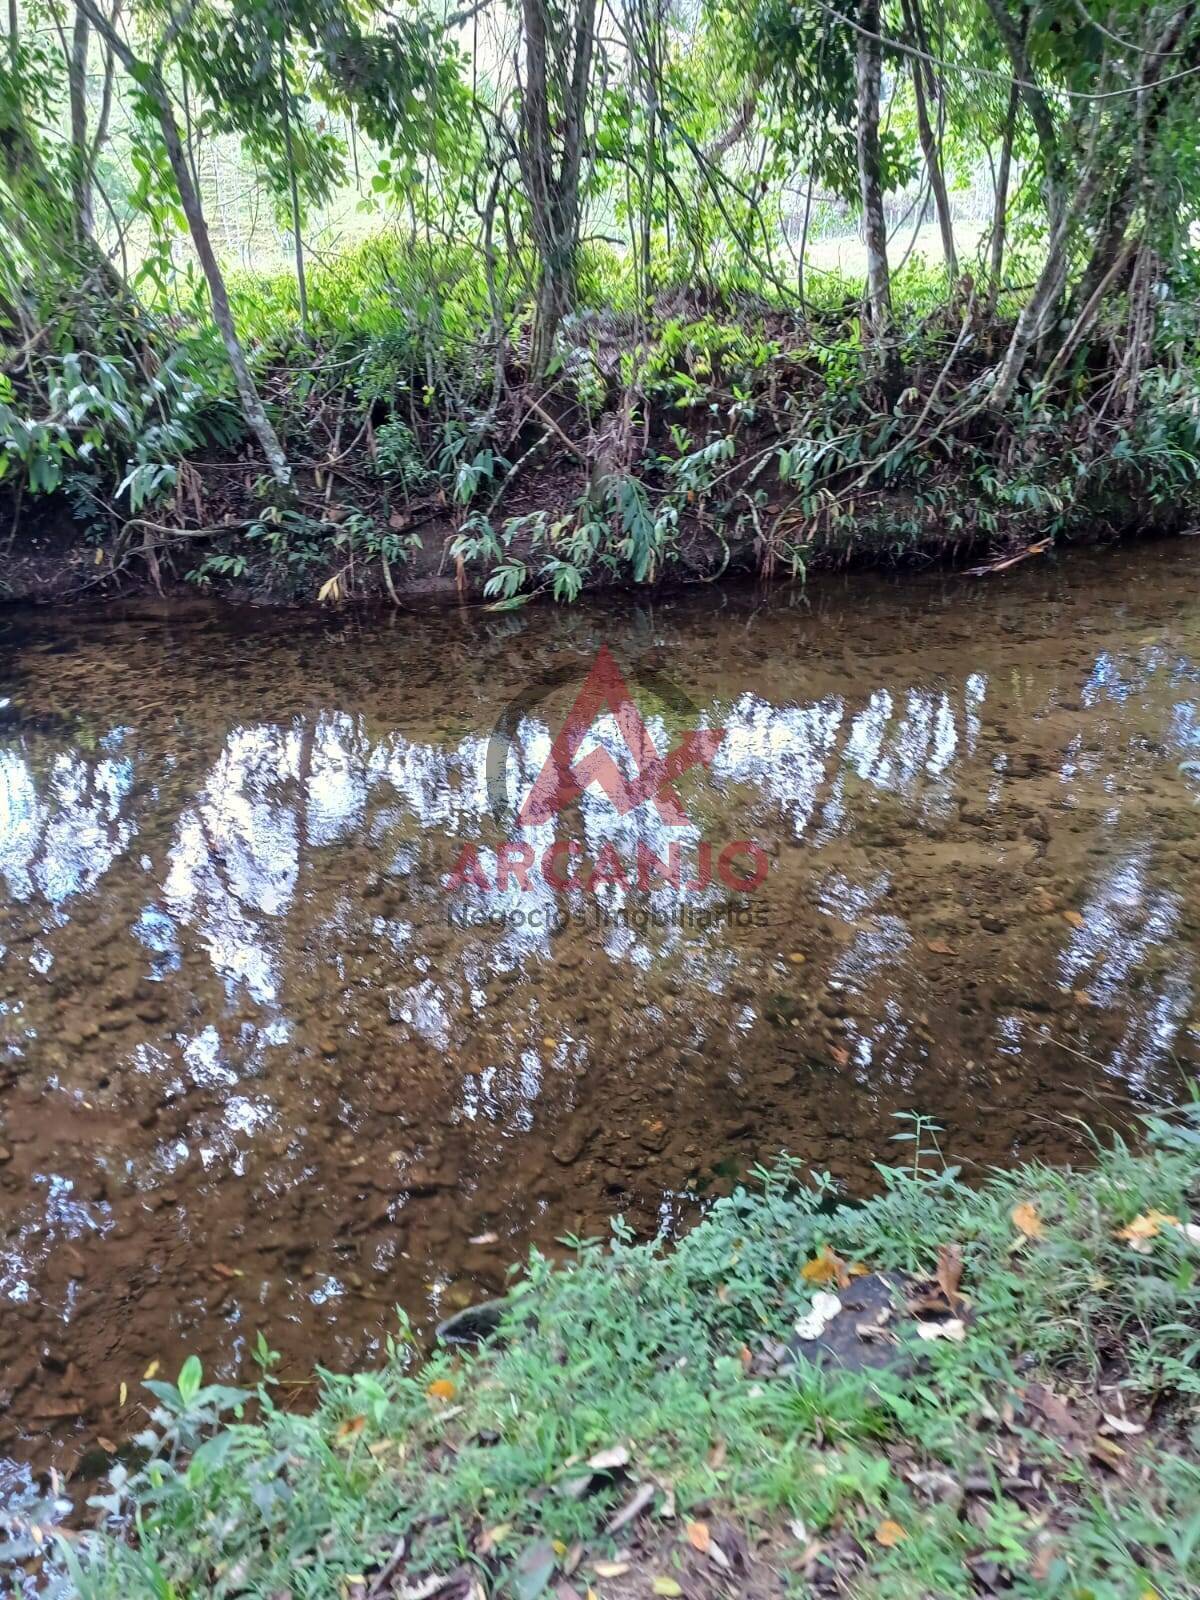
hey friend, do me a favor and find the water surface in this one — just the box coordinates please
[2,541,1200,1492]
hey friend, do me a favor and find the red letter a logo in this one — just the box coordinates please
[517,644,724,826]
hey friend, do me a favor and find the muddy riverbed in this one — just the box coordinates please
[3,540,1200,1503]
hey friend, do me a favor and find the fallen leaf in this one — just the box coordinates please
[788,1518,808,1543]
[1062,910,1085,929]
[926,939,955,956]
[468,1232,498,1246]
[738,1344,752,1372]
[1101,1412,1145,1436]
[707,1438,727,1469]
[1089,1435,1126,1470]
[118,1382,127,1408]
[828,1045,850,1068]
[915,1318,966,1342]
[211,1262,243,1280]
[1116,1210,1180,1252]
[512,1539,557,1600]
[936,1243,964,1308]
[587,1444,630,1471]
[875,1519,907,1547]
[336,1415,366,1442]
[590,1562,629,1578]
[802,1245,851,1288]
[652,1582,682,1597]
[686,1520,710,1553]
[426,1378,456,1401]
[1011,1201,1045,1239]
[478,1523,511,1554]
[706,1541,731,1571]
[95,1436,116,1454]
[787,951,806,965]
[143,1360,160,1381]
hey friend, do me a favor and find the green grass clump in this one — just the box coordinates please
[32,1108,1200,1598]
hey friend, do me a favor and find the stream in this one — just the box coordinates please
[3,538,1200,1504]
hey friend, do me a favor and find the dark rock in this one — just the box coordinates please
[784,1271,916,1375]
[436,1296,510,1347]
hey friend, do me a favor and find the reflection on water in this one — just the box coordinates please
[2,542,1200,1492]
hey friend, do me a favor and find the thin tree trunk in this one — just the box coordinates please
[68,2,93,240]
[981,0,1061,235]
[518,0,596,378]
[901,0,956,277]
[279,33,309,340]
[987,79,1018,309]
[1074,1,1199,316]
[854,0,896,385]
[6,0,17,67]
[75,0,290,481]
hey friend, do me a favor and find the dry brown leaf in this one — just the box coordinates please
[587,1445,629,1471]
[590,1561,629,1578]
[1089,1435,1126,1471]
[426,1378,456,1401]
[926,939,955,956]
[1011,1201,1045,1238]
[336,1414,366,1442]
[1116,1210,1179,1251]
[936,1243,964,1308]
[828,1045,850,1068]
[1062,910,1086,929]
[1101,1412,1145,1436]
[874,1519,907,1547]
[478,1523,511,1555]
[686,1520,710,1553]
[787,951,807,965]
[801,1245,851,1288]
[211,1262,243,1280]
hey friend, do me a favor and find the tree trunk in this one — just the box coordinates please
[854,0,897,385]
[518,0,596,378]
[1074,1,1199,316]
[901,0,955,278]
[68,2,93,240]
[981,0,1062,235]
[987,79,1018,308]
[279,34,309,340]
[157,94,291,481]
[74,0,290,483]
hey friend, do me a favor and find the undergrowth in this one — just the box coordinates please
[12,1105,1200,1599]
[5,238,1200,604]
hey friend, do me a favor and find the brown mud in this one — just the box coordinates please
[2,537,1200,1506]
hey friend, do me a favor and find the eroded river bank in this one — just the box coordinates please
[3,540,1200,1501]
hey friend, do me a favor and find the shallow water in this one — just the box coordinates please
[2,540,1200,1494]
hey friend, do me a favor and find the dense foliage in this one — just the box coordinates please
[16,1110,1200,1597]
[4,0,1200,600]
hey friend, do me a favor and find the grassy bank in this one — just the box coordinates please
[18,1106,1200,1599]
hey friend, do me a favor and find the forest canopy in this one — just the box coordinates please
[3,0,1200,601]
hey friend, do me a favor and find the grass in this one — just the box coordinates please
[16,1104,1200,1599]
